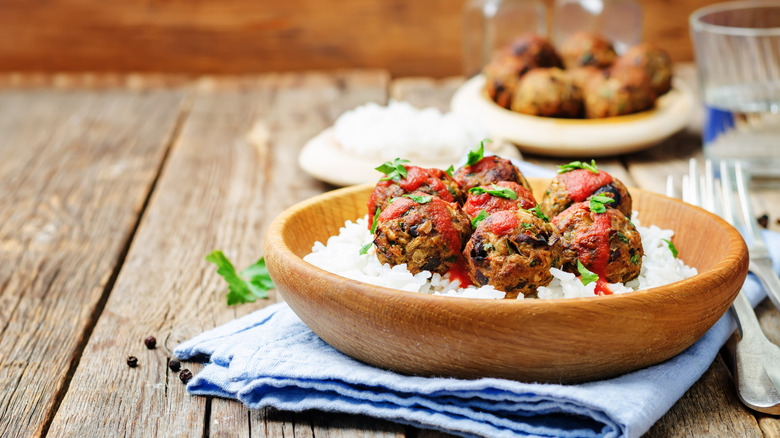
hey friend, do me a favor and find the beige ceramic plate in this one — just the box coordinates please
[264,178,748,383]
[298,128,521,187]
[450,75,695,157]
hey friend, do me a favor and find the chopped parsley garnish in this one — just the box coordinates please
[471,209,489,228]
[521,222,534,229]
[359,209,382,255]
[615,231,629,244]
[577,260,599,286]
[589,195,615,213]
[466,139,492,166]
[445,164,455,178]
[206,251,274,305]
[376,158,410,181]
[359,242,373,255]
[404,193,432,204]
[662,239,678,258]
[558,159,599,174]
[469,184,517,200]
[630,253,641,265]
[534,205,550,222]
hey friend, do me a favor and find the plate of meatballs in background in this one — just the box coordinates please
[451,33,695,157]
[264,143,748,382]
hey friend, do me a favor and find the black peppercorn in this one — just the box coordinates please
[127,356,138,368]
[169,359,181,372]
[144,336,157,349]
[179,369,193,384]
[758,214,769,228]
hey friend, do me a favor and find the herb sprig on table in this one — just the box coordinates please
[206,250,274,305]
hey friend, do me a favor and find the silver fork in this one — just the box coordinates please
[729,162,780,312]
[669,159,780,414]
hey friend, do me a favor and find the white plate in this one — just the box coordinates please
[450,75,695,157]
[298,128,522,187]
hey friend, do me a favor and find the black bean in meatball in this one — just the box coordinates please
[559,32,618,69]
[368,165,465,222]
[539,167,632,219]
[612,43,673,97]
[510,68,584,118]
[462,181,536,222]
[552,202,643,284]
[454,155,532,193]
[373,194,472,275]
[463,209,562,298]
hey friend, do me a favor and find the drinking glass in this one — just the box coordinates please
[690,1,780,177]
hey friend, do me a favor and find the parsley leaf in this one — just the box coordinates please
[557,159,599,174]
[466,139,492,166]
[445,164,455,178]
[376,158,410,182]
[370,208,381,234]
[404,193,432,204]
[206,251,274,305]
[662,238,678,258]
[577,260,599,286]
[469,184,517,200]
[533,205,550,222]
[471,209,489,228]
[589,195,615,213]
[359,242,373,255]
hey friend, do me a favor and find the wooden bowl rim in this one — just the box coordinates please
[265,180,748,309]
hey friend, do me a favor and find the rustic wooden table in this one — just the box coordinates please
[1,67,779,437]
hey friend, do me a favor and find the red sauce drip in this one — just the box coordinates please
[447,259,473,288]
[426,199,462,253]
[487,210,519,237]
[464,182,536,218]
[378,196,414,222]
[594,278,612,296]
[468,156,499,174]
[559,169,613,202]
[574,206,612,282]
[397,166,428,192]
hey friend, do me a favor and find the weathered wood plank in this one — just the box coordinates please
[0,87,188,437]
[46,71,389,436]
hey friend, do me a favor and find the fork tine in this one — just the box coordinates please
[688,158,699,207]
[735,162,762,247]
[666,175,676,198]
[720,161,738,227]
[701,160,717,214]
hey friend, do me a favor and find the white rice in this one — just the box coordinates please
[332,101,487,162]
[303,214,697,300]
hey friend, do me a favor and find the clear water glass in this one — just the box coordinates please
[690,1,780,177]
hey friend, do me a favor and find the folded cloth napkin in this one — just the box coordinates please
[175,160,780,437]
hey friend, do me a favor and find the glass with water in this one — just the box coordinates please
[690,1,780,177]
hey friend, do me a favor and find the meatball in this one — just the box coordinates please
[510,68,584,118]
[464,209,562,298]
[559,32,618,69]
[454,155,532,193]
[581,66,656,118]
[612,43,673,97]
[373,194,472,275]
[552,202,643,285]
[568,66,607,90]
[368,165,465,221]
[539,166,632,219]
[462,181,537,222]
[483,34,564,109]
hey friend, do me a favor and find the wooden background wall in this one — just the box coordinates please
[0,0,721,77]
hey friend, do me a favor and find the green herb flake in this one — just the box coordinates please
[577,260,599,286]
[615,231,629,244]
[533,205,550,222]
[630,253,641,265]
[469,183,517,200]
[370,208,381,234]
[662,239,678,258]
[205,251,274,305]
[359,242,373,255]
[404,193,433,204]
[589,195,615,213]
[505,239,515,254]
[521,222,534,229]
[466,139,492,166]
[445,164,455,178]
[471,209,489,228]
[376,158,410,182]
[557,159,599,174]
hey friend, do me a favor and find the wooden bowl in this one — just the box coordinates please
[264,178,748,383]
